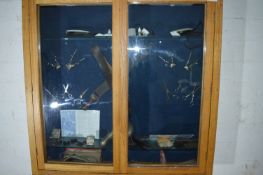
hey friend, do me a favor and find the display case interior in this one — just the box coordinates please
[39,3,205,165]
[127,4,204,164]
[40,6,113,163]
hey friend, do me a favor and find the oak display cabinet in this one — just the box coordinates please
[22,0,222,174]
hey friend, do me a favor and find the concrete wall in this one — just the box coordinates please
[0,0,262,175]
[0,0,32,174]
[214,0,263,174]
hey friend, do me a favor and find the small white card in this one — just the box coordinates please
[60,110,100,139]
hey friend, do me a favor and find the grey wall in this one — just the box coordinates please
[0,0,32,174]
[0,0,262,175]
[214,0,263,174]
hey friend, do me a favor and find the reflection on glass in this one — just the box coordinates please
[128,4,204,165]
[40,6,113,163]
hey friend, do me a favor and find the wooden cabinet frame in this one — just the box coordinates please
[22,0,222,174]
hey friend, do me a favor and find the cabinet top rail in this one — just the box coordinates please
[35,0,217,5]
[128,0,216,3]
[36,0,112,5]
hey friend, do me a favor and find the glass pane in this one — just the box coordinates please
[40,6,113,164]
[128,4,204,165]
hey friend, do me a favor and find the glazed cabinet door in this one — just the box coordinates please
[115,0,218,174]
[27,0,118,173]
[40,5,114,162]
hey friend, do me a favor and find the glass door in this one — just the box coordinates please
[39,5,114,164]
[127,3,205,166]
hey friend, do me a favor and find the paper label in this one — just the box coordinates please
[60,110,100,139]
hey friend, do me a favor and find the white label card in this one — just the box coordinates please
[60,110,100,139]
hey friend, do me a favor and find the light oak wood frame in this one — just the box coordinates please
[22,0,222,175]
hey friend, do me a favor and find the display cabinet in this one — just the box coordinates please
[22,0,222,174]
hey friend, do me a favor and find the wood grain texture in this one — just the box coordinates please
[128,166,202,174]
[128,0,217,4]
[39,171,203,175]
[36,0,112,5]
[196,2,215,172]
[112,0,129,173]
[44,163,113,173]
[38,170,113,175]
[28,0,46,169]
[22,0,39,174]
[205,0,223,175]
